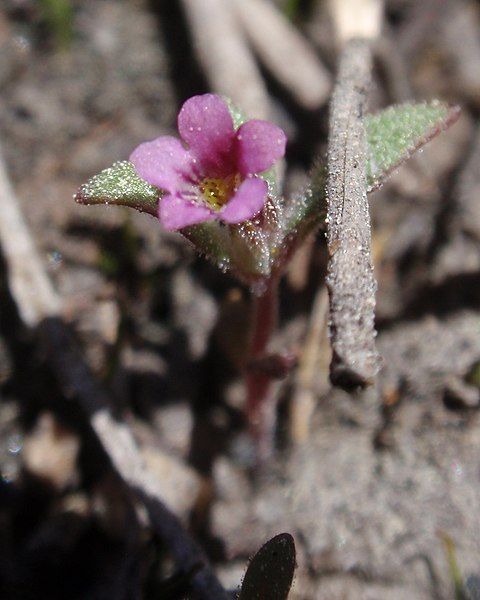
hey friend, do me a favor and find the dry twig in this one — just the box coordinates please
[328,0,383,46]
[233,0,331,110]
[0,148,228,600]
[325,39,380,388]
[0,146,61,326]
[180,0,270,120]
[290,285,330,444]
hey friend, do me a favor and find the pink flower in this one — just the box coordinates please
[129,94,286,231]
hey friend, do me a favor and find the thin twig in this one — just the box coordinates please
[0,147,228,600]
[290,284,330,444]
[180,0,270,120]
[325,39,380,388]
[180,0,289,185]
[233,0,331,110]
[0,146,61,326]
[286,233,315,292]
[328,0,383,46]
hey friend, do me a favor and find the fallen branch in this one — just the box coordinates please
[325,39,380,388]
[0,147,228,600]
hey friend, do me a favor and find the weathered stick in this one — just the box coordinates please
[290,284,330,443]
[180,0,270,120]
[0,148,228,600]
[233,0,331,110]
[0,147,61,326]
[325,39,380,388]
[328,0,383,46]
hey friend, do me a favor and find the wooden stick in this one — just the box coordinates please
[328,0,383,46]
[180,0,270,120]
[0,147,61,326]
[233,0,331,110]
[325,39,380,388]
[290,285,330,443]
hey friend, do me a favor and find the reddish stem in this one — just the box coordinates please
[245,276,280,463]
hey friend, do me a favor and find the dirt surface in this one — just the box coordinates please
[1,0,480,598]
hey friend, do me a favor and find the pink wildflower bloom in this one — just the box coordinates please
[129,94,287,231]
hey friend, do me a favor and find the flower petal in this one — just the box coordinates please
[220,177,268,224]
[159,194,215,231]
[235,120,287,175]
[130,136,194,193]
[158,194,215,231]
[178,94,235,175]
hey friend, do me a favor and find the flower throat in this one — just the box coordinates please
[200,173,241,210]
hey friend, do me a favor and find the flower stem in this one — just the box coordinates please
[245,275,280,464]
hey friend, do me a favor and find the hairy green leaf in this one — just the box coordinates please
[223,96,248,130]
[366,101,460,192]
[182,222,233,272]
[74,161,160,216]
[230,222,271,279]
[283,161,326,236]
[274,101,459,270]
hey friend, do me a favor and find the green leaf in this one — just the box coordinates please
[366,101,460,192]
[283,161,326,236]
[184,220,271,284]
[239,533,296,600]
[75,161,160,216]
[269,161,326,271]
[182,222,233,272]
[267,101,459,276]
[223,96,248,130]
[229,222,271,279]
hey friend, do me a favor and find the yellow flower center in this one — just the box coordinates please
[200,174,241,210]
